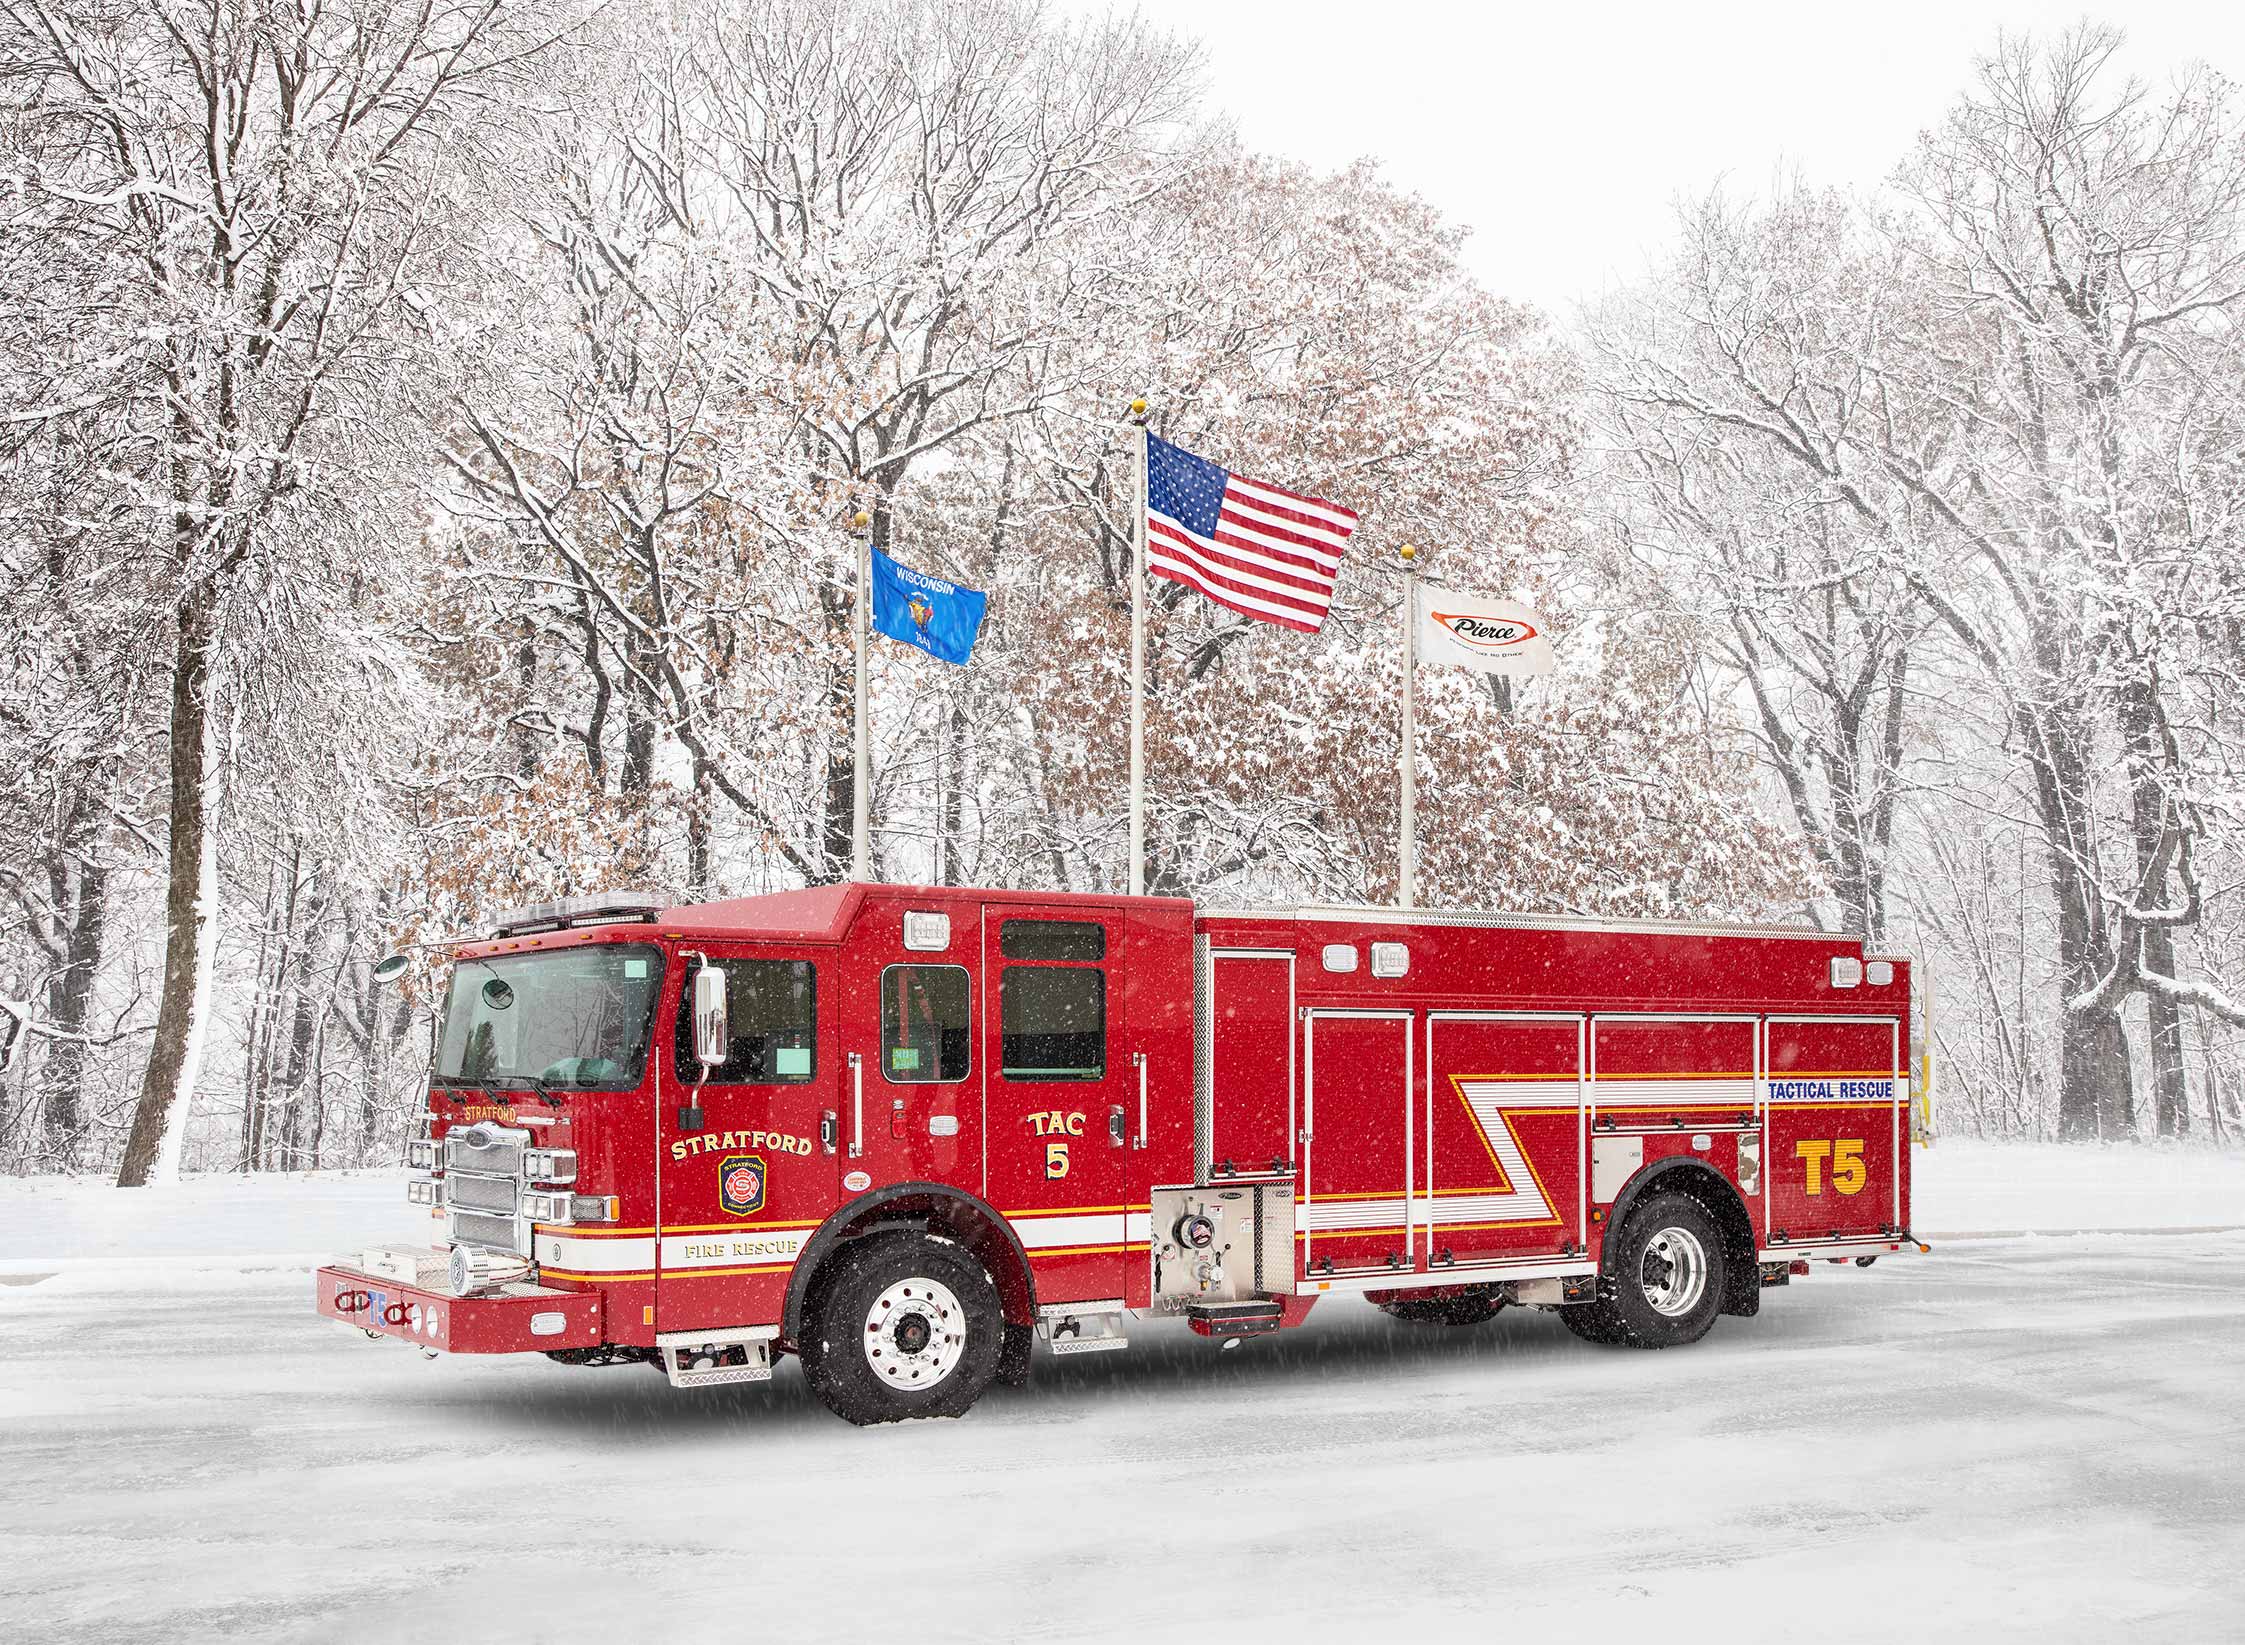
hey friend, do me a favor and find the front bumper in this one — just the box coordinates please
[316,1248,602,1354]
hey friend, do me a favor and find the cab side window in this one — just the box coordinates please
[882,964,971,1082]
[675,959,816,1083]
[1000,920,1105,1081]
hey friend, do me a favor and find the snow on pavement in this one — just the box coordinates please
[2,1147,2243,1644]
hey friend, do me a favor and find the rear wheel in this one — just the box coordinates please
[1572,1191,1727,1349]
[798,1230,1003,1425]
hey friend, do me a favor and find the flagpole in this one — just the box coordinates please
[1398,542,1418,910]
[1127,398,1149,897]
[852,508,872,881]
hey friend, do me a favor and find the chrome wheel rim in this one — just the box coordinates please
[1638,1226,1709,1317]
[862,1276,966,1388]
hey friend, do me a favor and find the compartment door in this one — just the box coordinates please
[1763,1016,1903,1246]
[1423,1013,1584,1269]
[1204,948,1295,1179]
[1302,1009,1412,1276]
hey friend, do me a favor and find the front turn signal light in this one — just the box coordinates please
[568,1195,620,1223]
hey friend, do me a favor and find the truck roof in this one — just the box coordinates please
[455,882,1838,955]
[653,882,1194,943]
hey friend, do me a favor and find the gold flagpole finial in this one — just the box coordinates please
[1128,397,1148,421]
[851,510,871,531]
[1399,542,1417,563]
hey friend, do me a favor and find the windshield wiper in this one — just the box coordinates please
[485,1073,563,1110]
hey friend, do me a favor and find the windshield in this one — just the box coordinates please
[435,944,664,1089]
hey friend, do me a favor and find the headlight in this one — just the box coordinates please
[406,1178,444,1207]
[405,1139,439,1172]
[523,1148,577,1185]
[521,1189,575,1224]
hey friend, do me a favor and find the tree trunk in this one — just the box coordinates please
[2117,671,2192,1138]
[2022,674,2131,1139]
[40,839,109,1154]
[2142,923,2190,1137]
[117,582,220,1187]
[685,760,712,897]
[940,703,968,886]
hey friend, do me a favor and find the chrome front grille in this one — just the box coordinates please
[447,1172,518,1215]
[447,1123,526,1176]
[444,1123,531,1256]
[448,1209,520,1254]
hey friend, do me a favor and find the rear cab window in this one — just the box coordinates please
[882,964,971,1082]
[1000,919,1106,1082]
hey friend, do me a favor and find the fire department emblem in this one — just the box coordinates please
[719,1153,767,1217]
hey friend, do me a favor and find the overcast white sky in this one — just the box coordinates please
[1080,1,2245,314]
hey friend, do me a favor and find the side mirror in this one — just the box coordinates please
[371,954,410,985]
[692,965,728,1072]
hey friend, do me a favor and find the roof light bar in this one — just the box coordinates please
[490,890,666,939]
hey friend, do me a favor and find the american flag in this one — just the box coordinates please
[1144,434,1359,633]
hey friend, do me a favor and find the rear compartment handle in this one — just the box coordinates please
[847,1052,864,1159]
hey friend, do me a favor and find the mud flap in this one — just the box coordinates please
[996,1320,1033,1387]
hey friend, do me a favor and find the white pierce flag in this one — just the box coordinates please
[1415,587,1554,675]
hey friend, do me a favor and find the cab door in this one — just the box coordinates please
[837,899,984,1204]
[655,947,835,1333]
[982,908,1131,1306]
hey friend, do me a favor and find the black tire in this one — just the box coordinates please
[1591,1191,1728,1349]
[798,1230,1004,1425]
[1375,1288,1505,1327]
[1555,1298,1629,1344]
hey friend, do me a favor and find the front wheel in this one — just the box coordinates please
[1566,1192,1727,1349]
[798,1230,1003,1425]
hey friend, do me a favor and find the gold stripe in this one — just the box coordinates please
[1595,1070,1754,1080]
[1435,1218,1565,1234]
[539,1268,656,1283]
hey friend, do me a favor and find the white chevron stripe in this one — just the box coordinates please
[1303,1197,1408,1230]
[1009,1212,1127,1251]
[1593,1077,1755,1107]
[1450,1081,1560,1223]
[533,1233,658,1273]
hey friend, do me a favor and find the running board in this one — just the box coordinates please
[1185,1299,1283,1338]
[656,1325,778,1389]
[1039,1299,1129,1355]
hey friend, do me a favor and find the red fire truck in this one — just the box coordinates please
[316,884,1923,1425]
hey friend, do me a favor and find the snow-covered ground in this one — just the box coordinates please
[3,1145,2243,1643]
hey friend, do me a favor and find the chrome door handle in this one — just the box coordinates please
[1133,1052,1147,1150]
[847,1052,864,1159]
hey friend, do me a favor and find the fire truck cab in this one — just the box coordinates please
[316,883,1921,1425]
